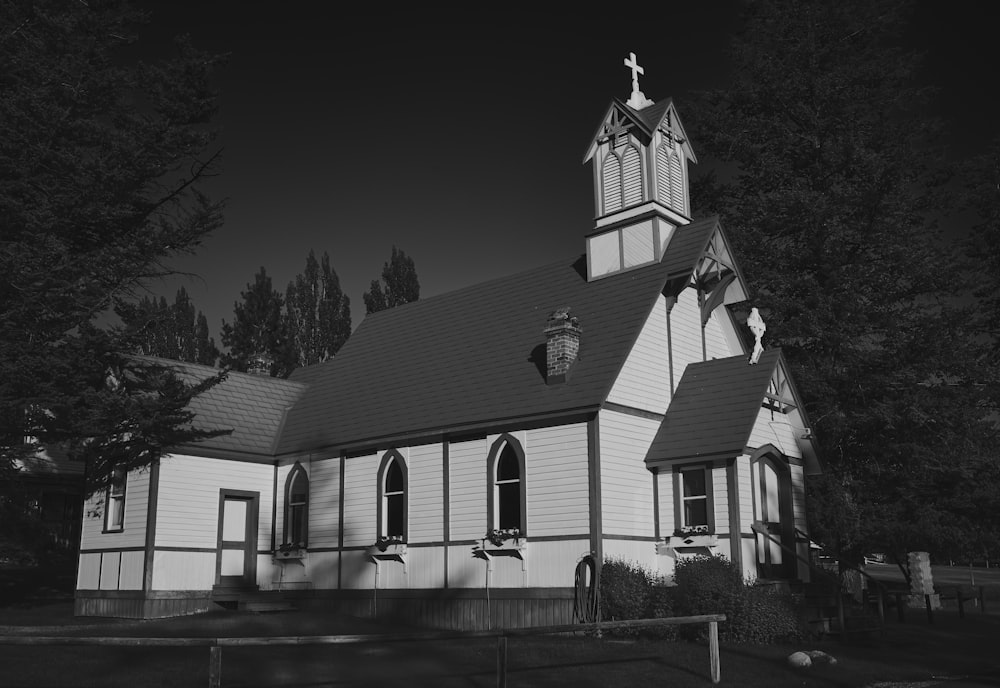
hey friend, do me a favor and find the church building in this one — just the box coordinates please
[74,54,822,627]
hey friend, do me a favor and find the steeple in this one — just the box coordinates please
[582,54,698,281]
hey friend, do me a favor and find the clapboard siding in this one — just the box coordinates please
[747,408,804,459]
[736,454,754,530]
[656,470,675,537]
[606,294,670,413]
[600,410,657,537]
[790,463,806,527]
[670,287,704,385]
[310,456,341,547]
[409,443,444,543]
[449,438,488,542]
[705,309,734,360]
[448,544,485,589]
[525,423,589,537]
[604,538,657,574]
[80,469,150,551]
[99,552,120,590]
[304,550,339,590]
[341,453,378,548]
[404,546,446,589]
[155,454,273,550]
[77,553,101,589]
[340,549,375,590]
[151,550,215,590]
[712,465,729,538]
[528,540,591,587]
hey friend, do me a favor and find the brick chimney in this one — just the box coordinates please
[544,308,582,385]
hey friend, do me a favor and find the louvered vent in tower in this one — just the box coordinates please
[622,145,642,207]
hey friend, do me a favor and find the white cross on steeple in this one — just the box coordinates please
[624,51,654,110]
[624,52,644,93]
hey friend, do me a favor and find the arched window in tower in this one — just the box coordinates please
[489,436,526,533]
[601,152,623,214]
[379,452,407,540]
[284,462,309,547]
[622,145,643,207]
[656,143,684,213]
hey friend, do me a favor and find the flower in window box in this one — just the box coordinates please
[484,528,521,548]
[675,525,711,537]
[275,542,307,559]
[373,535,405,552]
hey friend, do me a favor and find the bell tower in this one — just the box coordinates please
[582,53,697,281]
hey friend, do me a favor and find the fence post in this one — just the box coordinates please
[208,645,222,688]
[925,594,934,624]
[496,635,508,688]
[708,620,720,684]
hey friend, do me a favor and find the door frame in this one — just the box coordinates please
[215,489,260,589]
[751,447,795,579]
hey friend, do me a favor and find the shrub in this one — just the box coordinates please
[672,554,804,644]
[599,558,677,639]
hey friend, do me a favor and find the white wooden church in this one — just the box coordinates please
[75,55,822,627]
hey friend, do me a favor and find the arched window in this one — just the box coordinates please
[601,152,623,214]
[284,462,308,547]
[488,435,526,534]
[378,451,407,540]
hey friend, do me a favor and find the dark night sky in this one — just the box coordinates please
[137,2,997,343]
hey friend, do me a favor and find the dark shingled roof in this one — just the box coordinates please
[644,348,785,465]
[168,360,309,457]
[277,253,679,454]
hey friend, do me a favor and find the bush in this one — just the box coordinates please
[672,554,804,644]
[599,558,677,639]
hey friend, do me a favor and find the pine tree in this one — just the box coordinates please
[363,246,420,315]
[689,0,996,564]
[221,267,292,376]
[0,0,229,499]
[285,250,352,367]
[117,287,220,366]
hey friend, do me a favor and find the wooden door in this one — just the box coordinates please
[216,491,259,589]
[754,456,794,579]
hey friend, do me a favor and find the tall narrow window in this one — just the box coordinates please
[488,435,526,534]
[104,466,126,532]
[378,451,407,541]
[284,463,309,546]
[680,466,709,530]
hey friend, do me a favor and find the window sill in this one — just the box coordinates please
[474,539,528,564]
[367,543,408,557]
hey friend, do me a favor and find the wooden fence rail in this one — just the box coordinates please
[0,613,726,687]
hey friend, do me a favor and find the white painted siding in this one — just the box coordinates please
[77,553,101,589]
[340,550,375,590]
[735,454,754,533]
[449,437,488,542]
[155,454,273,550]
[712,465,729,536]
[622,221,655,268]
[448,544,487,589]
[405,546,445,588]
[525,423,589,538]
[341,453,378,548]
[671,287,704,385]
[79,469,150,551]
[600,411,657,538]
[99,552,120,590]
[705,309,735,360]
[409,443,443,543]
[310,456,341,548]
[604,538,658,577]
[527,540,592,587]
[607,294,670,413]
[119,551,144,590]
[656,470,674,536]
[747,408,803,459]
[151,551,215,590]
[303,551,339,590]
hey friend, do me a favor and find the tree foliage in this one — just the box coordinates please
[285,250,352,367]
[363,246,420,315]
[220,267,292,376]
[116,287,220,366]
[688,0,997,563]
[0,0,229,499]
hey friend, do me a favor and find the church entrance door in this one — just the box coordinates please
[754,455,795,580]
[216,490,259,590]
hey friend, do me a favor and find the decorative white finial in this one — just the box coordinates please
[747,308,766,365]
[624,52,654,110]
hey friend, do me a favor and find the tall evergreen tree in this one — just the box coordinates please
[285,250,352,367]
[363,246,420,315]
[689,0,996,566]
[117,287,220,366]
[0,0,228,500]
[221,267,292,377]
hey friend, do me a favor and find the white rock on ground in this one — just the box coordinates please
[787,651,812,668]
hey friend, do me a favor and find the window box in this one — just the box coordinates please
[368,536,407,566]
[658,533,718,554]
[474,530,527,566]
[274,543,307,560]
